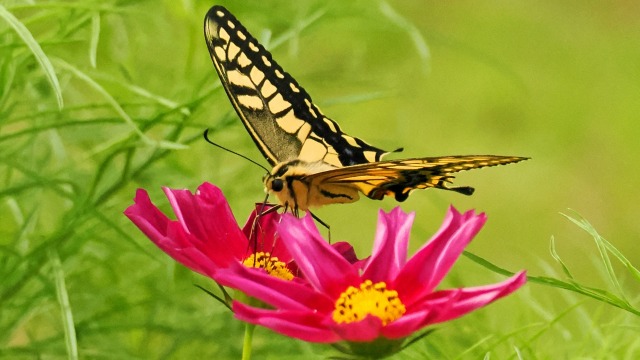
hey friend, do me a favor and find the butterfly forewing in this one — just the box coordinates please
[204,6,388,167]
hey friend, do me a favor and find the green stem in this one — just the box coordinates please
[241,322,255,360]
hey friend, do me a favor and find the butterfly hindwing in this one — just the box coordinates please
[303,155,528,203]
[204,6,388,167]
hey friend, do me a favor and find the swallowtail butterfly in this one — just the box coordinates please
[204,5,527,212]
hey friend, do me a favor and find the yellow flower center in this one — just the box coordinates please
[333,280,406,326]
[242,252,293,281]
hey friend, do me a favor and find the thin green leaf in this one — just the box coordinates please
[5,197,24,226]
[194,284,232,311]
[463,251,640,316]
[52,58,147,140]
[561,211,640,282]
[0,54,17,110]
[454,334,494,360]
[513,346,523,360]
[91,73,191,115]
[0,4,64,109]
[401,329,437,351]
[549,236,574,280]
[52,58,186,150]
[378,0,431,74]
[49,249,78,360]
[269,9,325,51]
[324,91,394,106]
[89,11,100,68]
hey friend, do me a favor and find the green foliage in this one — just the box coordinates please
[1,0,638,359]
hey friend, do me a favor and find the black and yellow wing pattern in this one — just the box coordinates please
[204,6,528,212]
[204,6,388,168]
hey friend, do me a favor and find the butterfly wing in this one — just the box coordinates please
[206,6,529,211]
[303,155,529,203]
[204,6,389,167]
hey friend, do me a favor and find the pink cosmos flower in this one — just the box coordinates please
[124,182,295,280]
[215,206,526,355]
[124,182,359,282]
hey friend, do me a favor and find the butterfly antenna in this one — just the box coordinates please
[203,129,270,173]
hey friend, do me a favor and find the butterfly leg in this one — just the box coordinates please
[246,195,282,263]
[308,211,331,243]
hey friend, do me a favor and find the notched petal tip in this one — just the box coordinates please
[124,188,152,215]
[195,181,223,196]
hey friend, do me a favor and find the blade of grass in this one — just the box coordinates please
[453,334,494,360]
[512,301,585,357]
[0,4,64,109]
[52,58,186,150]
[91,73,191,116]
[49,249,78,360]
[549,236,574,280]
[89,11,100,68]
[561,211,640,282]
[463,251,640,316]
[0,54,17,110]
[378,0,431,74]
[323,91,394,106]
[194,284,232,311]
[269,9,325,50]
[574,215,628,303]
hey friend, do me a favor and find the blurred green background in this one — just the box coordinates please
[1,0,638,358]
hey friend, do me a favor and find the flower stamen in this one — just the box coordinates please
[243,252,293,281]
[333,280,406,325]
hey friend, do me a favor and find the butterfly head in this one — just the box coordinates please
[263,173,285,193]
[263,160,345,212]
[263,162,298,211]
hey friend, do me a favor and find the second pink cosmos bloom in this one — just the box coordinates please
[124,182,359,283]
[124,182,290,280]
[216,206,526,349]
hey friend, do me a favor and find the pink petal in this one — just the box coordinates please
[331,241,360,264]
[233,302,340,343]
[287,241,363,278]
[241,204,290,260]
[328,315,384,342]
[124,189,172,243]
[163,183,248,264]
[395,206,487,303]
[381,290,459,339]
[277,214,360,298]
[362,207,415,282]
[215,263,334,312]
[416,272,527,324]
[380,308,438,339]
[333,242,370,273]
[124,189,222,278]
[124,183,256,276]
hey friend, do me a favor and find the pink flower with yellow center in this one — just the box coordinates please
[124,182,295,281]
[124,182,359,283]
[215,206,526,356]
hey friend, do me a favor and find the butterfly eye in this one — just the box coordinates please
[271,179,284,192]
